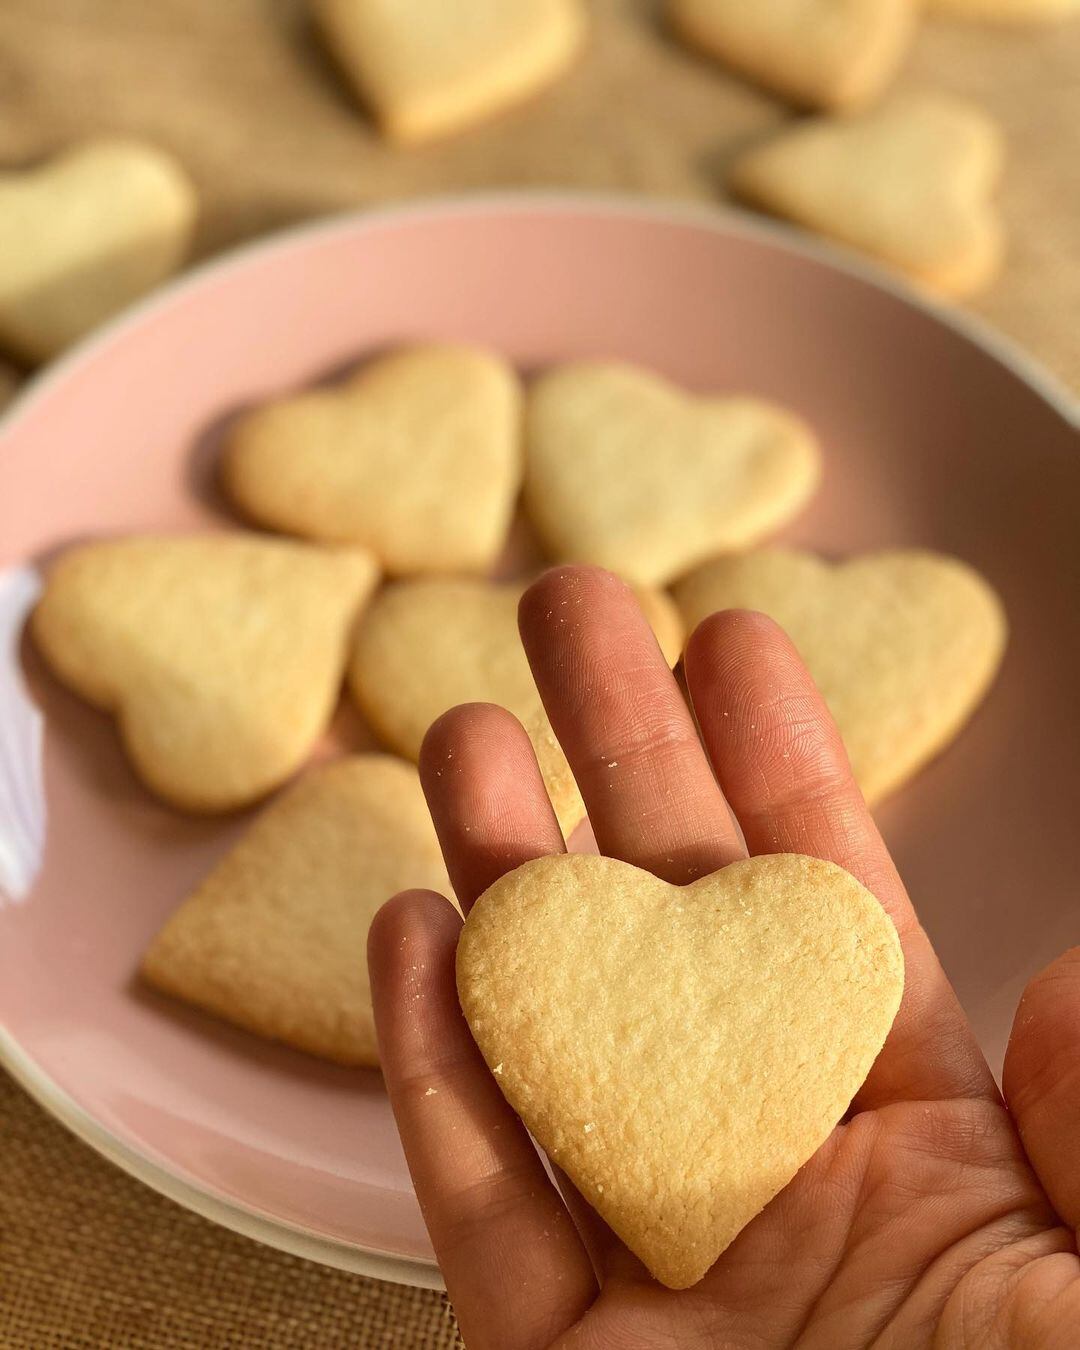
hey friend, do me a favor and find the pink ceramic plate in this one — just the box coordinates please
[1,197,1078,1288]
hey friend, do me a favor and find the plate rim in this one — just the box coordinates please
[1,189,1076,1288]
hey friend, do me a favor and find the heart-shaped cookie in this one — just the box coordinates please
[313,0,587,143]
[143,755,449,1065]
[32,534,378,812]
[0,138,196,363]
[349,576,684,834]
[729,93,1005,298]
[524,362,821,586]
[458,852,904,1288]
[667,0,916,110]
[674,547,1007,803]
[224,345,522,577]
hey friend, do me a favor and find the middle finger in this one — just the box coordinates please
[518,566,744,883]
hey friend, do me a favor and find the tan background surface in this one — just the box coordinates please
[1,2,1077,1346]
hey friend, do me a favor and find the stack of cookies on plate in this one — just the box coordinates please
[30,341,1006,1068]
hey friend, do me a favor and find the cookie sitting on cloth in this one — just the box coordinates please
[313,0,587,143]
[0,139,196,363]
[728,93,1006,298]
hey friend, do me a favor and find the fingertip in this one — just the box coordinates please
[1003,945,1080,1112]
[367,888,461,982]
[420,701,528,785]
[418,700,564,912]
[518,564,634,647]
[684,608,796,683]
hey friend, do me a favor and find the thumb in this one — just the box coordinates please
[1003,947,1080,1230]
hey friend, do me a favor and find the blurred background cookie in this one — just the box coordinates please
[0,138,196,363]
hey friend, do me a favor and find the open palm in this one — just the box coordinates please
[368,566,1080,1350]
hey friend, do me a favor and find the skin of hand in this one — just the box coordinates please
[367,565,1080,1350]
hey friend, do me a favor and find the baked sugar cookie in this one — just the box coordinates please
[32,535,378,812]
[349,576,684,834]
[524,361,821,586]
[143,756,449,1066]
[224,345,522,576]
[674,547,1007,803]
[313,0,586,143]
[0,139,196,363]
[729,94,1005,298]
[667,0,916,110]
[458,852,903,1288]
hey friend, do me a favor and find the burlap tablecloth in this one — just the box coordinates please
[1,3,1077,1345]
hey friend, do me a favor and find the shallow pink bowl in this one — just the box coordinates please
[1,196,1078,1287]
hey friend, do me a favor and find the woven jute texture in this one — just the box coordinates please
[0,2,1077,1347]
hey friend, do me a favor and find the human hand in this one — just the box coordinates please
[368,566,1080,1349]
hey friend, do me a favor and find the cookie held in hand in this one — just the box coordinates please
[32,534,378,812]
[667,0,916,110]
[674,547,1007,803]
[524,361,820,586]
[313,0,587,143]
[457,852,904,1288]
[224,345,522,576]
[0,139,196,363]
[729,94,1005,298]
[143,756,449,1066]
[349,575,684,835]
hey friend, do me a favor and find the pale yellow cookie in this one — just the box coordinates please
[929,0,1078,20]
[729,93,1005,298]
[32,535,378,812]
[348,576,684,835]
[313,0,587,144]
[142,755,449,1066]
[524,361,821,586]
[458,852,904,1288]
[668,0,917,110]
[224,345,522,577]
[0,139,196,363]
[674,547,1007,803]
